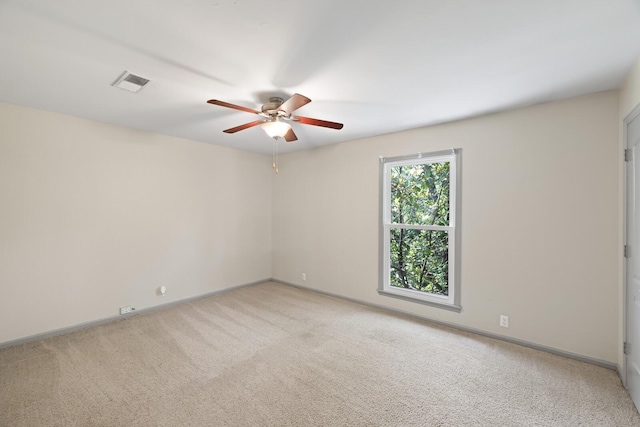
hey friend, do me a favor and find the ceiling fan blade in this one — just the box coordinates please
[207,99,261,115]
[278,93,311,115]
[283,128,298,142]
[293,115,344,130]
[223,120,264,134]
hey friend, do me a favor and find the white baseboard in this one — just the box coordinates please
[273,279,620,374]
[0,279,271,349]
[2,277,621,380]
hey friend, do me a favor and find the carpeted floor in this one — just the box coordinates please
[1,282,639,426]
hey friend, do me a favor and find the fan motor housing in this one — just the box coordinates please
[262,97,286,116]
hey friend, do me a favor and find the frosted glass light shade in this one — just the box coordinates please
[261,120,291,138]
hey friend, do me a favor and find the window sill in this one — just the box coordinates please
[378,289,462,313]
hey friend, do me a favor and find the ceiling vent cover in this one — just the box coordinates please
[112,71,151,93]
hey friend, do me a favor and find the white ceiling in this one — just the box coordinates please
[1,0,639,154]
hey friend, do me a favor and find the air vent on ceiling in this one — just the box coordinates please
[112,71,151,93]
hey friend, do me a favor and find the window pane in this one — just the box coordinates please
[390,162,450,226]
[389,228,448,295]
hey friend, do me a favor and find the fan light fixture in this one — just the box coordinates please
[208,94,344,175]
[261,119,291,139]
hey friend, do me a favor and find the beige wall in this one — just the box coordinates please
[273,91,620,363]
[621,59,640,119]
[0,90,625,364]
[0,102,272,344]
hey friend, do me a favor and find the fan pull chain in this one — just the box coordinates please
[272,138,279,174]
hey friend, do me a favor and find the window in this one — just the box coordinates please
[379,149,460,311]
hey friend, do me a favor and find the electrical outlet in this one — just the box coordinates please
[120,305,133,315]
[302,273,306,281]
[499,315,510,328]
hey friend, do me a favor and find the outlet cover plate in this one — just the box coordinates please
[499,315,509,328]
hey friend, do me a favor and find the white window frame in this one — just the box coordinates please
[379,149,461,312]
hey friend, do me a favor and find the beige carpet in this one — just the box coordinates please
[1,282,638,426]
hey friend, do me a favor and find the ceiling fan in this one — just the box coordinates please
[207,93,343,142]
